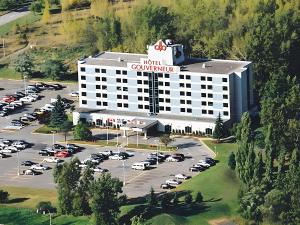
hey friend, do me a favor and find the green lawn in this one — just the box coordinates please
[0,66,22,80]
[33,125,60,134]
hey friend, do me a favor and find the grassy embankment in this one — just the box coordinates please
[0,140,239,225]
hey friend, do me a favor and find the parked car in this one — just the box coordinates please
[54,151,69,158]
[23,113,37,120]
[23,169,39,175]
[20,96,35,102]
[172,153,185,161]
[166,156,180,162]
[161,183,175,189]
[12,141,27,149]
[165,179,182,186]
[2,95,16,103]
[189,166,203,172]
[83,158,102,164]
[69,91,79,97]
[66,143,80,150]
[31,164,50,171]
[21,160,36,166]
[0,153,9,158]
[42,157,63,163]
[0,111,7,117]
[198,160,211,168]
[93,167,109,173]
[132,163,148,170]
[15,91,25,98]
[52,84,64,90]
[100,150,113,156]
[109,154,124,160]
[39,149,51,156]
[175,174,191,180]
[0,148,16,153]
[52,144,65,150]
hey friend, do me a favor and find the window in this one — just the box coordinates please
[95,68,100,73]
[102,77,107,82]
[159,90,163,94]
[143,72,148,76]
[207,85,212,89]
[159,98,164,102]
[180,83,185,87]
[186,75,191,80]
[159,106,164,110]
[82,100,87,104]
[223,103,228,107]
[223,86,228,91]
[138,96,143,100]
[166,107,171,111]
[145,105,149,109]
[102,85,107,90]
[138,105,143,109]
[180,75,184,79]
[138,80,142,84]
[201,76,206,81]
[116,70,121,74]
[202,101,207,106]
[202,110,207,114]
[186,83,191,88]
[187,92,191,96]
[81,92,86,96]
[102,94,107,98]
[166,98,170,103]
[224,111,229,116]
[222,78,227,82]
[116,78,121,83]
[144,97,149,101]
[103,102,108,106]
[158,73,163,78]
[80,67,85,72]
[117,86,122,91]
[180,108,186,112]
[207,77,212,81]
[180,100,185,104]
[122,70,127,75]
[123,87,128,91]
[143,80,148,85]
[165,82,170,86]
[101,69,106,73]
[96,77,100,81]
[123,79,128,83]
[137,72,142,76]
[123,95,128,100]
[81,75,86,80]
[165,90,170,95]
[187,100,192,104]
[208,93,213,98]
[165,74,169,78]
[187,108,192,113]
[201,93,206,97]
[208,110,213,114]
[124,103,128,108]
[117,103,122,107]
[144,89,149,93]
[138,88,142,92]
[223,94,228,99]
[96,93,101,97]
[117,95,122,99]
[201,85,206,89]
[180,91,185,96]
[159,81,163,86]
[96,101,101,106]
[208,102,213,106]
[96,85,100,89]
[81,84,86,88]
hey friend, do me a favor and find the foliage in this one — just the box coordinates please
[159,134,173,147]
[90,173,123,225]
[36,201,54,213]
[49,95,68,128]
[160,194,172,211]
[30,1,44,14]
[42,0,51,23]
[130,214,145,225]
[13,53,34,79]
[0,0,26,10]
[60,120,73,141]
[184,193,192,205]
[146,187,157,208]
[228,152,236,170]
[0,190,9,203]
[195,192,203,203]
[42,59,68,80]
[213,113,225,140]
[73,122,92,141]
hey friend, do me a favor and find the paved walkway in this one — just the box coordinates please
[0,6,30,26]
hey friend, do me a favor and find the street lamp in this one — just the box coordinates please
[17,150,20,176]
[136,131,138,147]
[23,75,27,96]
[155,139,159,165]
[106,126,109,145]
[51,131,56,146]
[122,160,126,186]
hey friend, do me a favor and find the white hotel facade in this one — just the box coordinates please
[73,39,254,135]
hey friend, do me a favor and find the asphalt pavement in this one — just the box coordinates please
[0,7,30,27]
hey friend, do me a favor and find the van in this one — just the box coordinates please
[131,163,147,170]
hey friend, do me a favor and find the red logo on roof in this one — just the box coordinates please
[154,40,167,51]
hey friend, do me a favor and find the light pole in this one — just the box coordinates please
[106,126,108,145]
[17,150,20,176]
[51,131,56,146]
[136,131,138,147]
[122,160,126,186]
[23,75,27,96]
[126,131,129,146]
[155,140,159,165]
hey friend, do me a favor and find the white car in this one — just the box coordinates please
[165,179,182,186]
[83,158,101,164]
[31,164,50,171]
[42,157,63,163]
[99,150,113,156]
[11,142,26,150]
[175,174,190,180]
[28,94,39,100]
[109,154,124,160]
[93,167,109,173]
[23,169,38,175]
[0,149,15,153]
[20,96,35,102]
[23,113,37,120]
[70,91,79,97]
[166,156,179,162]
[198,160,211,167]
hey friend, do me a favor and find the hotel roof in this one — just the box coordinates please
[80,51,251,75]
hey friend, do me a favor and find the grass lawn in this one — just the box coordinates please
[0,66,22,80]
[33,125,60,134]
[146,140,239,225]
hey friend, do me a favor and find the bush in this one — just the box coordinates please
[184,193,192,204]
[0,190,9,203]
[36,201,53,213]
[195,192,203,203]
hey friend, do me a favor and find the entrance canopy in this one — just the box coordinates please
[120,119,158,133]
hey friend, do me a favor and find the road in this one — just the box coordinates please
[0,7,30,26]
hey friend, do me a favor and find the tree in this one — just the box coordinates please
[147,187,157,208]
[42,0,51,23]
[130,214,145,225]
[195,192,203,203]
[0,190,9,203]
[36,201,54,213]
[184,193,193,204]
[253,152,264,184]
[14,53,34,79]
[30,1,44,14]
[90,173,123,225]
[159,134,173,147]
[73,122,92,141]
[60,120,73,142]
[213,113,224,140]
[173,192,179,206]
[160,194,172,211]
[49,95,67,128]
[228,152,236,170]
[42,59,68,80]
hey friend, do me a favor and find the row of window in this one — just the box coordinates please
[201,110,229,116]
[82,100,108,106]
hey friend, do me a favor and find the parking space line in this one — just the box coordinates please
[126,171,147,184]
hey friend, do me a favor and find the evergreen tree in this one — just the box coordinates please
[195,192,203,203]
[147,187,157,208]
[73,122,92,141]
[160,194,172,211]
[49,95,67,128]
[228,152,236,170]
[14,53,34,79]
[184,193,192,204]
[42,0,50,23]
[253,151,264,184]
[213,113,224,140]
[173,192,179,207]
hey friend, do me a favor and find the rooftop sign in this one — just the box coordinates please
[128,58,180,73]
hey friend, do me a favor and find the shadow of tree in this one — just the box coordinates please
[7,197,30,204]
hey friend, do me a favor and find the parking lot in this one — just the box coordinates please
[0,80,214,198]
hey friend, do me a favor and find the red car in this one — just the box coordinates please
[2,96,16,103]
[54,151,69,158]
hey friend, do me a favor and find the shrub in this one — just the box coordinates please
[0,190,9,203]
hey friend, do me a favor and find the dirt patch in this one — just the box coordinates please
[209,218,236,225]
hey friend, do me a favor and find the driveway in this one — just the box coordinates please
[0,7,30,26]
